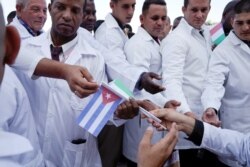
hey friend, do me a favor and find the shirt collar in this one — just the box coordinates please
[112,14,124,30]
[49,31,78,54]
[180,18,205,36]
[18,17,43,36]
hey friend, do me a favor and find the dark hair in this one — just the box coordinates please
[94,19,104,33]
[222,0,239,17]
[142,0,166,14]
[234,0,250,14]
[184,0,211,8]
[7,11,16,20]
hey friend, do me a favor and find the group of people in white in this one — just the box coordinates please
[1,0,250,167]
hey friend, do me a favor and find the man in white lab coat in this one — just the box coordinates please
[123,0,179,166]
[160,0,226,166]
[0,3,44,167]
[201,0,250,166]
[10,0,101,100]
[10,0,47,40]
[14,0,140,166]
[95,0,166,166]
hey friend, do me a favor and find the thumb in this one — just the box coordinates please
[151,109,167,119]
[80,67,94,82]
[140,126,154,147]
[148,72,161,80]
[172,100,181,106]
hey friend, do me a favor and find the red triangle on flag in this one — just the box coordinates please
[102,86,121,104]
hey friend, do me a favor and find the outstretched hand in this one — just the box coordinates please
[202,108,221,127]
[115,99,139,119]
[138,123,178,167]
[63,64,99,98]
[149,108,196,135]
[140,72,165,94]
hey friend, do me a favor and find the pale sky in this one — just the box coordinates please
[2,0,231,30]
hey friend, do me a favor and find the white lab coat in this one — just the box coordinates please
[160,18,213,149]
[10,16,44,78]
[123,26,178,165]
[10,17,34,40]
[201,31,250,166]
[0,66,44,167]
[201,123,250,167]
[95,13,144,91]
[14,30,106,167]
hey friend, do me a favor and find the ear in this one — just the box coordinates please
[110,1,114,10]
[15,4,23,17]
[48,3,52,14]
[4,26,20,65]
[182,6,186,14]
[139,14,144,24]
[230,17,234,27]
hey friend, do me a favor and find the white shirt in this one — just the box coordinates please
[202,31,250,133]
[0,66,44,167]
[161,18,212,149]
[161,18,212,115]
[14,30,106,167]
[10,17,33,40]
[123,26,179,164]
[201,32,250,167]
[11,16,44,78]
[95,13,144,91]
[202,123,250,167]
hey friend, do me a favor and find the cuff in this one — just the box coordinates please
[187,119,204,146]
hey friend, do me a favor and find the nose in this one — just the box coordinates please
[196,10,203,19]
[62,8,72,22]
[242,22,250,31]
[128,6,134,16]
[157,18,165,26]
[37,9,47,19]
[88,13,96,21]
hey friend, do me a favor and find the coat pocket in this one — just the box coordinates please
[62,140,86,167]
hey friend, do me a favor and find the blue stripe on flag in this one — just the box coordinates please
[76,87,103,124]
[84,102,105,130]
[93,98,123,136]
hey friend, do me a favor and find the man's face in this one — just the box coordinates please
[18,0,47,32]
[232,12,250,41]
[141,4,167,38]
[81,0,96,32]
[182,0,210,29]
[49,0,84,38]
[159,17,171,39]
[111,0,136,25]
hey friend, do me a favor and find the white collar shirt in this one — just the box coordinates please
[161,18,213,116]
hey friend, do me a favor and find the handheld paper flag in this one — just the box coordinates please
[110,80,164,125]
[210,23,226,45]
[77,84,123,137]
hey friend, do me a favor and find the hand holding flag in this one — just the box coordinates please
[77,80,166,137]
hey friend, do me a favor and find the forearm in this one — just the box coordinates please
[33,58,66,79]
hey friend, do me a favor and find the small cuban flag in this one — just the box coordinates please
[210,23,226,45]
[77,80,131,137]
